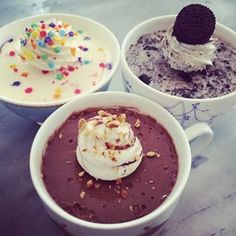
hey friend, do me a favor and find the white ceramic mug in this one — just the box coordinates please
[0,14,120,122]
[121,15,236,128]
[30,92,213,236]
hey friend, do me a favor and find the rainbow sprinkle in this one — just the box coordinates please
[20,19,82,71]
[0,19,113,102]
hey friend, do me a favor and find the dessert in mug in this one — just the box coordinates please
[42,107,178,223]
[126,4,236,99]
[0,19,112,102]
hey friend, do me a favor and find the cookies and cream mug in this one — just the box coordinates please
[121,14,236,128]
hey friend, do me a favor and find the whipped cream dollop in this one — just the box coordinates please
[76,110,143,181]
[20,19,81,71]
[161,25,216,72]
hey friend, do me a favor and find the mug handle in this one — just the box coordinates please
[184,123,214,157]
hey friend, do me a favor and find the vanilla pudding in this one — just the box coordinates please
[0,19,112,103]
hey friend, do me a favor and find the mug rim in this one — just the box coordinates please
[30,91,191,230]
[0,13,120,107]
[121,15,236,103]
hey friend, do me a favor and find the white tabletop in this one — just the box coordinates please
[0,0,236,235]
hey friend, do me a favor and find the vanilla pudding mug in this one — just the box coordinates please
[30,92,213,236]
[121,15,236,128]
[0,14,120,123]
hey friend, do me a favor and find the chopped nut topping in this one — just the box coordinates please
[94,121,103,127]
[98,110,110,117]
[146,151,161,158]
[129,205,134,212]
[117,114,126,123]
[116,138,121,143]
[134,119,141,128]
[94,183,101,189]
[80,191,86,199]
[116,185,121,189]
[58,133,63,139]
[111,157,117,162]
[86,179,94,189]
[78,118,87,131]
[105,142,115,150]
[120,189,128,199]
[78,171,85,177]
[107,120,120,128]
[115,189,120,194]
[116,178,123,185]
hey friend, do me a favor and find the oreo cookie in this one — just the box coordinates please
[139,74,151,85]
[173,4,216,45]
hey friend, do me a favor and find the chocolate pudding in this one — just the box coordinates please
[126,31,236,99]
[42,107,178,224]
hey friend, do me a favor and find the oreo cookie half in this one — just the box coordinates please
[173,4,216,45]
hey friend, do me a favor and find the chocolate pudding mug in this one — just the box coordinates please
[30,92,213,236]
[121,15,236,128]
